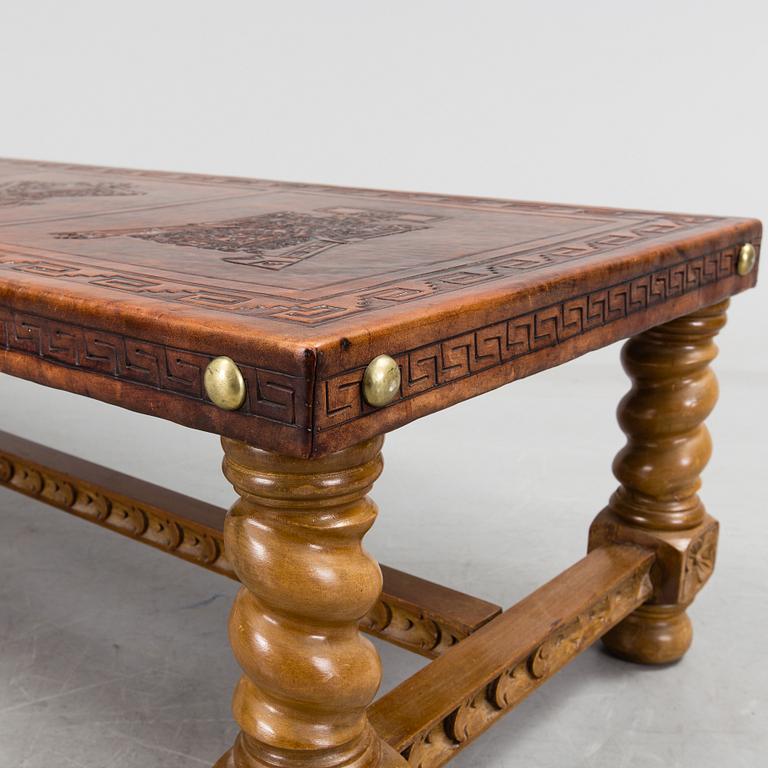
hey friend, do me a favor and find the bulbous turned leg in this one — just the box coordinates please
[600,605,693,665]
[214,435,405,768]
[589,300,728,665]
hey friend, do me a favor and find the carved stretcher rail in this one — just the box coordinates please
[368,545,655,768]
[0,430,500,657]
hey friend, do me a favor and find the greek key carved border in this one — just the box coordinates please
[0,306,307,428]
[0,243,742,437]
[318,245,739,429]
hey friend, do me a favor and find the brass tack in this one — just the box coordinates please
[362,354,401,408]
[737,243,756,276]
[204,356,246,410]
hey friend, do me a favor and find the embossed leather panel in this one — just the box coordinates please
[0,159,760,456]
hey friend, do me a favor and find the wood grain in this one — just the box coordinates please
[368,546,654,767]
[215,435,404,768]
[589,300,728,663]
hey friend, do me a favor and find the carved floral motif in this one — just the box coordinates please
[360,599,463,658]
[683,521,719,601]
[0,451,232,576]
[400,567,652,768]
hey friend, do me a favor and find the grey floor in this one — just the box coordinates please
[0,346,766,768]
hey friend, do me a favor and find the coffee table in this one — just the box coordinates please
[0,158,760,768]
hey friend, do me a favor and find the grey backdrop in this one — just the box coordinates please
[1,2,766,766]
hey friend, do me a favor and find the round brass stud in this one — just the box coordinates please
[204,356,246,410]
[737,243,757,276]
[362,354,401,408]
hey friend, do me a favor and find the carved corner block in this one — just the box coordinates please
[589,510,718,606]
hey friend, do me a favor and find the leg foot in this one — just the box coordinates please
[590,300,728,665]
[602,604,692,665]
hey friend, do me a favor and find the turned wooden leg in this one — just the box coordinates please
[214,435,405,768]
[589,300,728,664]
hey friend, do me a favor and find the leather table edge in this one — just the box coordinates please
[0,212,760,458]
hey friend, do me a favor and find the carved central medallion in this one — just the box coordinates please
[54,207,443,270]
